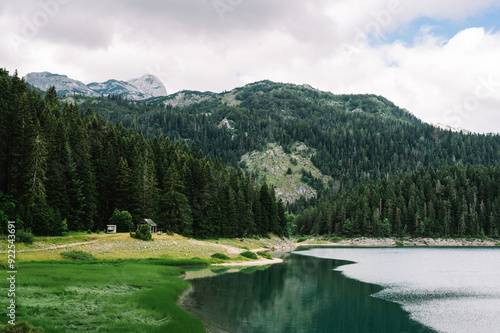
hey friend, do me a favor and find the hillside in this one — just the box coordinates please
[70,80,500,205]
[241,142,332,203]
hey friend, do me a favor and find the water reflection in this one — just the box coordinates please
[182,253,433,333]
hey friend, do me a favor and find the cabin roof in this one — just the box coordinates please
[137,219,157,227]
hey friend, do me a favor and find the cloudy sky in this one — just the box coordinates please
[1,0,500,133]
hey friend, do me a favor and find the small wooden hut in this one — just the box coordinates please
[136,219,158,234]
[106,225,117,234]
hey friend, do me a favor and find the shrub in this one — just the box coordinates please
[211,252,230,260]
[240,251,258,260]
[395,241,404,247]
[131,225,152,241]
[60,250,97,261]
[240,246,250,250]
[331,236,342,243]
[257,251,273,260]
[0,319,45,332]
[296,237,308,243]
[109,209,134,232]
[16,229,34,244]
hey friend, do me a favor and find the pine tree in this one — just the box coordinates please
[159,164,192,235]
[342,218,353,236]
[115,157,133,212]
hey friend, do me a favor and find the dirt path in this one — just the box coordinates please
[0,241,97,253]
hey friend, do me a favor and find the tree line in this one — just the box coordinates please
[0,70,287,238]
[295,164,500,238]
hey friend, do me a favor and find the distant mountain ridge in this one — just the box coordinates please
[24,72,167,100]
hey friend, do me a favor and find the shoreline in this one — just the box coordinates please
[296,236,499,248]
[212,257,283,266]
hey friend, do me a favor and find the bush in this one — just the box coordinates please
[60,250,97,261]
[131,225,152,241]
[395,241,404,247]
[109,209,134,232]
[211,252,230,260]
[296,237,308,243]
[240,251,258,260]
[257,251,273,260]
[331,236,342,243]
[16,229,34,244]
[0,319,45,332]
[240,246,250,250]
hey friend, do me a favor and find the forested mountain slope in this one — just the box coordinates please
[296,165,500,238]
[0,70,287,238]
[71,80,500,203]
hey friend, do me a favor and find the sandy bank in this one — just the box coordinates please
[212,257,283,267]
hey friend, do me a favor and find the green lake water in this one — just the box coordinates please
[182,251,435,333]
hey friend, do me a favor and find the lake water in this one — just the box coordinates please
[182,247,500,333]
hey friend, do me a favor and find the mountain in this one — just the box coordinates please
[71,80,500,206]
[24,72,167,100]
[24,72,95,96]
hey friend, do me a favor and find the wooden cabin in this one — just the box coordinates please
[136,219,158,234]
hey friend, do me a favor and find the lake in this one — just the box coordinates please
[182,247,500,333]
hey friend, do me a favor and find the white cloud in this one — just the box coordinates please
[1,0,500,133]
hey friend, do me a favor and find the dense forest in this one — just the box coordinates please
[75,81,500,197]
[295,165,500,238]
[0,70,287,238]
[3,70,500,239]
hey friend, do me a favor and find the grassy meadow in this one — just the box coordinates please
[1,260,205,332]
[0,232,288,332]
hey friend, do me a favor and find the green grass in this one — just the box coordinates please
[0,260,205,333]
[0,232,96,252]
[60,250,97,261]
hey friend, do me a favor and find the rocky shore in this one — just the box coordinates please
[297,237,499,247]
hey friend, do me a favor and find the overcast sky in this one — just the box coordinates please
[1,0,500,133]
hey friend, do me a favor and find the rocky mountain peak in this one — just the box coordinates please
[24,72,167,100]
